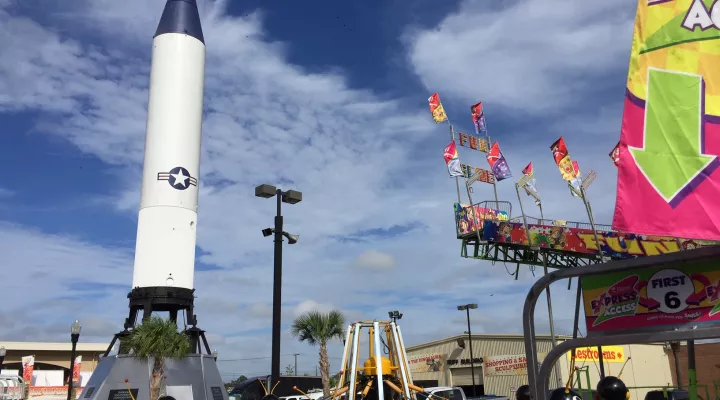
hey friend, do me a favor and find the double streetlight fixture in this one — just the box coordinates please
[261,228,299,244]
[67,320,82,400]
[457,304,478,398]
[388,310,403,323]
[255,184,302,388]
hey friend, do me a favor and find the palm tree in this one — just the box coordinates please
[124,316,191,400]
[291,310,346,397]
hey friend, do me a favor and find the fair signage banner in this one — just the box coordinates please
[483,354,528,376]
[407,353,444,373]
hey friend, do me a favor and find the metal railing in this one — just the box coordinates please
[508,216,614,232]
[0,376,26,400]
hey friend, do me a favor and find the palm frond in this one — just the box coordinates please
[124,316,190,359]
[291,309,346,346]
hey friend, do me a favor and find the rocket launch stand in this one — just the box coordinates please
[334,321,425,400]
[103,286,214,357]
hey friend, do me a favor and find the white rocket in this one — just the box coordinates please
[132,0,205,291]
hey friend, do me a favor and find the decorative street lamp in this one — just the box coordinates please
[255,184,302,387]
[67,320,82,400]
[457,304,478,397]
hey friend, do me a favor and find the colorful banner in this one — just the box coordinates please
[612,0,720,240]
[484,354,528,377]
[407,353,445,373]
[470,102,487,135]
[458,132,489,152]
[550,137,578,182]
[3,387,86,398]
[486,142,512,181]
[22,355,34,385]
[443,141,463,177]
[568,346,626,363]
[69,356,81,384]
[582,258,720,334]
[428,92,448,124]
[610,141,620,167]
[461,164,495,184]
[455,203,509,237]
[476,218,717,259]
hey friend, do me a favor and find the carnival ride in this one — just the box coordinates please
[454,200,717,271]
[330,320,431,400]
[430,69,720,400]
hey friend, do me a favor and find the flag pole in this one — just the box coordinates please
[514,182,533,249]
[479,103,500,210]
[466,179,485,246]
[577,183,607,379]
[449,124,462,205]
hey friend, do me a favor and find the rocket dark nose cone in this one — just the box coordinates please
[154,0,205,44]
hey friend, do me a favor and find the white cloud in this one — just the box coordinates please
[0,188,14,198]
[293,300,335,318]
[0,0,631,380]
[405,0,636,115]
[354,250,397,271]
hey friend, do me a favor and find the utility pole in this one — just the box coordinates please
[294,353,299,376]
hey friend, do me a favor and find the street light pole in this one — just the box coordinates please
[67,320,82,400]
[272,188,283,383]
[294,353,299,375]
[457,304,478,398]
[256,184,302,388]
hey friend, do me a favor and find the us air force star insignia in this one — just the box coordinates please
[157,167,198,190]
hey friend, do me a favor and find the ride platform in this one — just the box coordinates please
[455,201,718,270]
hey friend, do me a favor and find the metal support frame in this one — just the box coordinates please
[340,321,416,400]
[461,240,604,269]
[523,246,720,400]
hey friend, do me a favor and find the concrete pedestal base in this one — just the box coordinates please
[79,354,227,400]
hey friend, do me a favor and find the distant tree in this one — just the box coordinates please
[329,373,340,389]
[124,316,190,400]
[291,310,346,397]
[285,364,295,376]
[226,375,248,391]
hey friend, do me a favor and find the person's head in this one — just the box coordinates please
[596,376,629,400]
[549,387,582,400]
[158,397,176,400]
[516,385,531,400]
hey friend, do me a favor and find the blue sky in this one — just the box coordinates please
[0,0,638,380]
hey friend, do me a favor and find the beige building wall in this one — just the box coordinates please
[0,342,108,372]
[407,334,563,398]
[407,336,675,400]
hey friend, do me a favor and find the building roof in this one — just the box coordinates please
[0,342,109,352]
[405,333,573,351]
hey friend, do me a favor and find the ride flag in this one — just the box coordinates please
[486,141,512,181]
[610,141,620,167]
[569,160,583,197]
[613,0,720,240]
[470,102,488,135]
[443,141,464,177]
[428,93,448,124]
[522,162,541,205]
[550,137,578,181]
